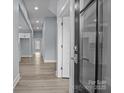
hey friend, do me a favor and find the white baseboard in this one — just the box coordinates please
[44,60,56,63]
[13,73,21,88]
[21,55,32,57]
[56,70,62,78]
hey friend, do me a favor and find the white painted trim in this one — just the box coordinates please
[58,0,69,17]
[19,0,33,33]
[56,70,62,78]
[44,60,56,63]
[13,73,21,88]
[21,55,32,57]
[56,18,63,78]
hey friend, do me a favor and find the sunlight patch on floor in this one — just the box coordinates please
[34,52,42,64]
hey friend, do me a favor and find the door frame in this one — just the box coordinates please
[62,17,71,78]
[57,17,63,77]
[57,17,71,78]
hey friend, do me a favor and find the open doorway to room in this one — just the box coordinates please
[33,38,42,65]
[33,31,43,64]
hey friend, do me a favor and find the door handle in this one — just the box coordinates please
[80,58,90,63]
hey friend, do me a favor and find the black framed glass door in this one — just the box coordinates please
[74,0,101,93]
[79,0,97,93]
[74,0,111,93]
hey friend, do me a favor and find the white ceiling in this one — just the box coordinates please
[22,0,57,31]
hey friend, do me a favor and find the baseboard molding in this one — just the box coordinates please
[56,70,62,78]
[44,60,56,63]
[21,55,32,57]
[13,73,21,88]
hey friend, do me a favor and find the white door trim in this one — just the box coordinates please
[62,17,70,78]
[56,17,63,77]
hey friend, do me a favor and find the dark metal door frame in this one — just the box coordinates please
[74,0,100,93]
[74,0,80,92]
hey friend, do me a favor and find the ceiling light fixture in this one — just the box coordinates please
[18,26,22,29]
[36,27,40,30]
[36,20,39,23]
[34,6,39,10]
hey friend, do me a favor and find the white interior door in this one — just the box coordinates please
[62,17,70,78]
[35,39,41,50]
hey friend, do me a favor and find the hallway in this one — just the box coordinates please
[13,0,111,93]
[14,54,69,93]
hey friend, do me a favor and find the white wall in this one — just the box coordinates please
[13,0,20,88]
[43,17,57,62]
[20,38,32,57]
[19,8,30,33]
[33,31,42,38]
[19,9,32,58]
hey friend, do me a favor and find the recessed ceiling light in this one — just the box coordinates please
[34,6,39,10]
[36,27,40,30]
[36,20,39,23]
[18,26,22,29]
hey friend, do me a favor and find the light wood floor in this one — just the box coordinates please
[14,53,69,93]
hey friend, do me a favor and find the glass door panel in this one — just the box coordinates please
[74,0,111,93]
[80,1,96,93]
[98,0,111,93]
